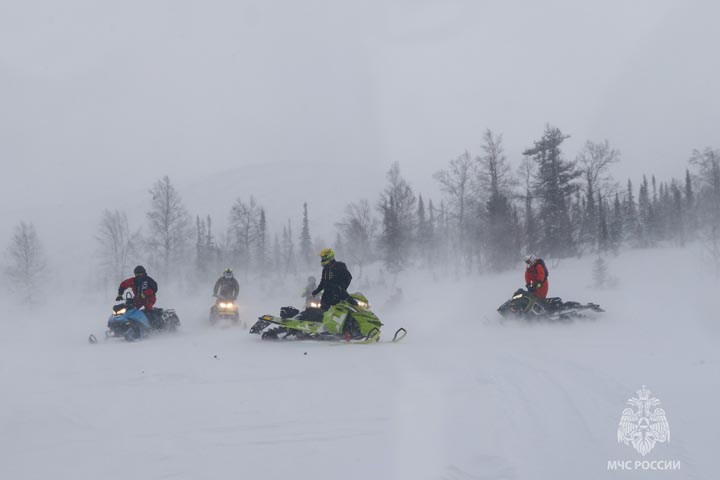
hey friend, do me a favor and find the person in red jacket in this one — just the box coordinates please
[116,265,158,312]
[524,254,549,299]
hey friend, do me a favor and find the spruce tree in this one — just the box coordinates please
[684,169,696,234]
[597,195,610,252]
[523,125,580,257]
[256,209,267,272]
[610,193,623,252]
[622,179,640,246]
[272,233,282,276]
[638,175,651,246]
[379,197,402,273]
[299,202,313,270]
[416,195,430,267]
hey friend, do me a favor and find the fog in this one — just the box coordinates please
[2,0,719,270]
[2,245,717,479]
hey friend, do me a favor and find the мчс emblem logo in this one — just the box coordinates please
[617,386,670,456]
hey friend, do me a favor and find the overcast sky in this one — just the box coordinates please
[1,0,718,268]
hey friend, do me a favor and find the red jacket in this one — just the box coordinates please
[118,275,157,310]
[525,261,549,299]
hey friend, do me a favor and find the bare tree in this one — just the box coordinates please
[4,222,47,303]
[336,200,379,277]
[476,129,513,197]
[228,196,261,273]
[690,147,720,276]
[575,141,620,251]
[96,210,139,284]
[516,156,537,253]
[434,151,476,268]
[576,140,620,197]
[378,162,416,272]
[473,131,518,271]
[434,151,475,232]
[146,176,191,276]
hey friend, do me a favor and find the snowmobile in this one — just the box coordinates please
[209,295,240,325]
[88,294,180,343]
[497,288,605,321]
[250,292,406,343]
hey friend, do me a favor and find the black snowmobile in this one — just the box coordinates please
[497,288,604,321]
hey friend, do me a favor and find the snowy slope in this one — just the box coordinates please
[1,246,717,480]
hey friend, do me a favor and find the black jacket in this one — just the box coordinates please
[312,260,352,309]
[213,276,239,299]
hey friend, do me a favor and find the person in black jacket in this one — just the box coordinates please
[213,268,239,300]
[116,265,158,310]
[311,248,353,310]
[116,265,158,329]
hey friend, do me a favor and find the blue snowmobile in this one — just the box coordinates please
[88,293,180,343]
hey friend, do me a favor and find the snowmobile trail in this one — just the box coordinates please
[2,249,719,479]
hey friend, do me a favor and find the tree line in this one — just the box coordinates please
[4,124,720,302]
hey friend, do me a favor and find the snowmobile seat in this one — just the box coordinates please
[545,297,563,308]
[280,306,300,319]
[146,308,164,328]
[298,308,324,322]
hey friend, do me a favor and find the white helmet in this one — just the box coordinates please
[524,254,536,264]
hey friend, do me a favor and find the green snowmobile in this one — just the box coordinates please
[249,292,405,343]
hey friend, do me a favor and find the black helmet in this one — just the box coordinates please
[133,265,147,276]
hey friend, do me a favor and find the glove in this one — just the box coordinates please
[140,291,146,299]
[311,289,320,297]
[535,282,543,289]
[115,295,123,301]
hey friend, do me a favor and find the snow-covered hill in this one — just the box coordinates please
[1,246,716,479]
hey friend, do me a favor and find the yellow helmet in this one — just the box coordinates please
[319,248,335,266]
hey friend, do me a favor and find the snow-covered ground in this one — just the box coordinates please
[1,246,717,479]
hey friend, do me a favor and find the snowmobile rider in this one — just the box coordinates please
[311,248,353,310]
[213,268,239,300]
[116,265,158,324]
[524,254,549,299]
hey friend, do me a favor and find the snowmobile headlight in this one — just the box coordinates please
[309,301,321,308]
[512,294,523,300]
[356,300,369,309]
[114,307,127,316]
